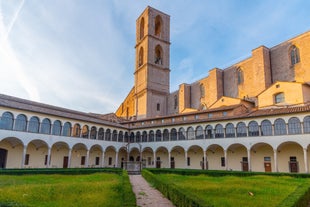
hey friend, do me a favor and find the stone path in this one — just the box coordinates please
[129,175,175,207]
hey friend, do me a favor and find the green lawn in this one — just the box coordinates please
[0,173,129,207]
[153,173,310,207]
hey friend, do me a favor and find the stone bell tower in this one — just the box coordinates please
[134,6,170,119]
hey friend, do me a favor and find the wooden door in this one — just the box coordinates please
[156,157,161,168]
[264,162,272,172]
[63,156,69,168]
[0,149,7,168]
[289,162,298,173]
[170,157,175,169]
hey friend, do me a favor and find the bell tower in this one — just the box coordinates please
[134,7,170,119]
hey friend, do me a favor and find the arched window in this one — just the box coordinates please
[274,92,285,104]
[178,128,186,140]
[138,47,144,67]
[156,130,162,142]
[112,130,118,141]
[205,125,213,138]
[98,128,104,140]
[288,117,301,134]
[290,45,300,66]
[62,122,71,136]
[274,118,287,135]
[200,84,205,98]
[139,17,144,39]
[154,15,162,36]
[82,125,89,138]
[174,95,178,109]
[142,131,147,142]
[28,116,40,133]
[303,116,310,134]
[52,120,62,135]
[215,124,224,138]
[124,132,129,142]
[72,124,81,137]
[40,118,51,134]
[163,129,169,141]
[261,120,272,136]
[248,121,259,136]
[90,126,97,139]
[149,130,154,142]
[118,131,123,142]
[155,45,163,65]
[129,132,135,143]
[225,123,235,138]
[136,131,141,142]
[196,126,204,139]
[14,114,27,131]
[237,68,244,85]
[0,112,14,130]
[236,122,247,137]
[171,128,177,141]
[105,129,111,141]
[187,127,195,140]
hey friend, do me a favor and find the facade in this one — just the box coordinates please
[1,6,310,173]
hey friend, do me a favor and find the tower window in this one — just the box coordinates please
[140,18,145,40]
[155,15,162,36]
[139,47,144,67]
[157,103,160,111]
[174,95,178,109]
[237,68,244,85]
[290,45,300,66]
[155,45,163,65]
[274,92,285,104]
[200,84,205,98]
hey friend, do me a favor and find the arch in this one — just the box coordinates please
[205,125,214,139]
[170,128,177,141]
[290,45,300,66]
[154,15,162,36]
[124,132,129,143]
[105,129,111,141]
[154,45,163,65]
[136,131,141,143]
[187,127,194,140]
[187,145,204,169]
[72,123,81,137]
[303,116,310,133]
[0,112,14,130]
[28,116,40,133]
[52,120,62,136]
[81,125,89,138]
[215,124,224,138]
[163,129,169,141]
[261,119,272,136]
[129,132,135,143]
[250,143,274,172]
[50,141,70,168]
[248,121,259,136]
[142,131,147,142]
[98,128,104,140]
[195,126,204,139]
[274,118,287,135]
[71,143,88,168]
[26,139,49,168]
[288,117,301,134]
[149,130,154,142]
[226,143,248,171]
[236,122,247,137]
[62,122,71,137]
[112,130,118,142]
[118,131,124,142]
[90,126,97,139]
[14,114,27,131]
[225,123,235,138]
[138,47,144,67]
[40,118,51,134]
[156,130,162,142]
[277,141,303,173]
[89,144,103,167]
[139,17,144,39]
[178,127,186,140]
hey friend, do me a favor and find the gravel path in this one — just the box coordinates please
[129,175,175,207]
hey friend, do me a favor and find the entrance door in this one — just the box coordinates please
[170,157,175,169]
[241,157,248,171]
[0,149,7,168]
[289,156,299,173]
[264,162,272,172]
[156,157,161,168]
[63,156,69,168]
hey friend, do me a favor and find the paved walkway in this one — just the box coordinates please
[129,175,175,207]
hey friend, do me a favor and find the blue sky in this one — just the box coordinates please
[1,0,310,114]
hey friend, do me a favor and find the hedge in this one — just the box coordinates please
[121,171,137,207]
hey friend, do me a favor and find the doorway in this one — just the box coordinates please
[156,157,161,168]
[170,157,175,169]
[241,157,248,171]
[63,156,69,168]
[0,148,7,168]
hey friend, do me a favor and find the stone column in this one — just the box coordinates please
[273,150,278,172]
[247,149,251,171]
[101,151,105,167]
[184,151,188,168]
[115,151,119,168]
[47,147,51,168]
[21,145,27,168]
[153,151,156,168]
[68,149,72,168]
[168,151,171,168]
[303,148,308,173]
[224,150,228,170]
[85,150,90,167]
[203,150,207,170]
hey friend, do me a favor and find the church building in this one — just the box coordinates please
[1,6,310,173]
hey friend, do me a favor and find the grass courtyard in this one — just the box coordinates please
[0,172,134,207]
